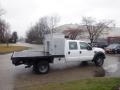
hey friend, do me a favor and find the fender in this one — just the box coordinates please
[93,52,106,61]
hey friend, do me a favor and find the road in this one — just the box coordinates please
[0,42,120,90]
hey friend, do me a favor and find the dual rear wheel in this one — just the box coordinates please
[33,62,49,74]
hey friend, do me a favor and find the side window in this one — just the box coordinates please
[80,42,90,50]
[69,42,78,50]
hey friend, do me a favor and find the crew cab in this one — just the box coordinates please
[11,33,105,74]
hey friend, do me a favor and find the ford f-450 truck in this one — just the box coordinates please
[11,33,105,74]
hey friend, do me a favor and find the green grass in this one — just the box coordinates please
[0,44,29,54]
[27,77,120,90]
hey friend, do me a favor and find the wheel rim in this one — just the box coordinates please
[39,65,48,73]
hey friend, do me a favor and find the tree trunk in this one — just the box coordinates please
[90,39,93,44]
[6,39,9,47]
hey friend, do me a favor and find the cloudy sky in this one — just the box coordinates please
[0,0,120,37]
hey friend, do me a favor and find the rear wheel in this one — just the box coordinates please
[33,61,49,74]
[94,56,104,66]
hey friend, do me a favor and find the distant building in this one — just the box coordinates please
[55,24,120,43]
[100,27,120,44]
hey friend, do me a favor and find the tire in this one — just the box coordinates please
[94,56,104,67]
[33,62,49,74]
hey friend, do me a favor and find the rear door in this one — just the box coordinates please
[65,40,80,61]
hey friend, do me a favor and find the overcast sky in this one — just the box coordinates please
[0,0,120,37]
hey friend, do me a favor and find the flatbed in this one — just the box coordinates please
[11,50,64,66]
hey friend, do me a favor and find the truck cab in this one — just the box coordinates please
[65,40,94,62]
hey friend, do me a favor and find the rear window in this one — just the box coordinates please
[69,42,78,50]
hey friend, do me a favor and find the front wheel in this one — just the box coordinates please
[94,56,104,66]
[33,62,49,74]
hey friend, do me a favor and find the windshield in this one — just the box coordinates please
[107,44,118,49]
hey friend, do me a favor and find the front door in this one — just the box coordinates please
[79,42,94,61]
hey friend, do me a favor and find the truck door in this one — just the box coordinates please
[65,41,80,61]
[79,42,94,61]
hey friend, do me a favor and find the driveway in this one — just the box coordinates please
[0,42,120,90]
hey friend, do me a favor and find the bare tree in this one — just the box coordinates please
[82,17,114,44]
[11,31,18,43]
[63,28,84,40]
[4,24,10,47]
[48,15,60,34]
[0,19,7,43]
[0,19,10,46]
[0,8,10,46]
[26,15,60,44]
[26,17,50,44]
[38,17,51,37]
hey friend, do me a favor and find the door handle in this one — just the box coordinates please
[68,51,70,54]
[79,51,82,54]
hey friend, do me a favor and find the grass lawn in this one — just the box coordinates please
[0,44,29,54]
[27,77,120,90]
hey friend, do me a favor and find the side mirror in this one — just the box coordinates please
[87,46,92,50]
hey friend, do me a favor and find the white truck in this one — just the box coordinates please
[11,33,106,74]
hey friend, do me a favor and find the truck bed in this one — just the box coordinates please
[11,51,52,65]
[11,50,64,66]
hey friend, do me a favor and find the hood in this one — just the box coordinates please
[93,47,105,53]
[105,47,115,49]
